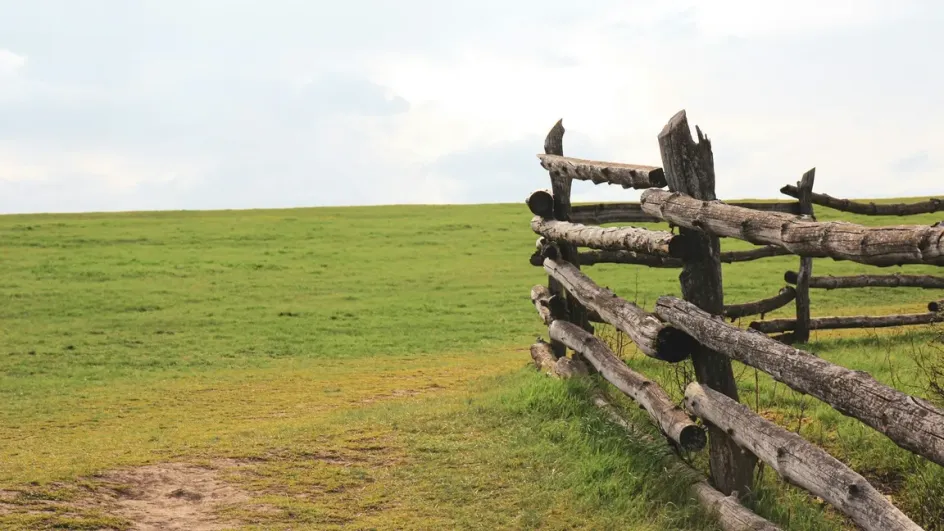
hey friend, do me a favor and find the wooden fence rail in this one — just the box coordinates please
[781,185,944,216]
[523,110,943,529]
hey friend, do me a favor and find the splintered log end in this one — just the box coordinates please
[930,300,943,312]
[527,189,555,218]
[544,119,565,156]
[784,271,799,284]
[655,327,697,363]
[530,341,559,372]
[679,424,708,452]
[659,110,689,140]
[800,168,816,188]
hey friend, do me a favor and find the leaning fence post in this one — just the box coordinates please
[793,169,816,343]
[540,120,593,359]
[657,110,757,498]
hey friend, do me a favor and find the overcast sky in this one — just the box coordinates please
[0,1,942,214]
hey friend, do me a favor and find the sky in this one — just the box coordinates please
[0,0,942,214]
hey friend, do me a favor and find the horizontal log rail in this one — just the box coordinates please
[640,188,944,266]
[784,271,944,290]
[685,383,922,531]
[538,154,667,189]
[654,295,944,467]
[550,320,707,451]
[530,340,589,378]
[544,259,696,362]
[781,185,943,216]
[531,216,689,257]
[931,299,944,312]
[749,312,944,334]
[722,287,797,320]
[576,246,791,268]
[570,201,800,226]
[571,203,661,225]
[578,249,682,268]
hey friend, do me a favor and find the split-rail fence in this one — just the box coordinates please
[526,110,944,531]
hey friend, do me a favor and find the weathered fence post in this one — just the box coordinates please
[657,110,757,497]
[793,169,816,343]
[541,120,593,359]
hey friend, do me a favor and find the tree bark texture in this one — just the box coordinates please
[658,109,755,497]
[544,258,696,362]
[684,383,922,531]
[781,185,944,216]
[570,201,800,225]
[749,312,944,334]
[785,271,944,290]
[793,169,816,342]
[530,340,589,379]
[531,216,688,257]
[722,287,797,320]
[656,295,944,468]
[527,189,555,218]
[542,119,592,358]
[640,188,944,267]
[550,320,706,451]
[570,203,661,224]
[531,285,567,327]
[537,154,667,189]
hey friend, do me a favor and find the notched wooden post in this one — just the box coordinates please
[541,119,593,361]
[657,110,757,498]
[793,169,816,343]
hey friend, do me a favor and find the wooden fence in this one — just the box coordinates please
[525,111,943,530]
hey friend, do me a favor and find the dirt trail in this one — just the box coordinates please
[97,460,250,531]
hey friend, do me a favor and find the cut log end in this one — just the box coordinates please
[527,189,555,218]
[679,424,708,452]
[656,327,697,363]
[784,271,799,284]
[930,300,943,313]
[649,167,667,188]
[668,233,691,259]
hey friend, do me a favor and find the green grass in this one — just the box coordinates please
[1,199,943,529]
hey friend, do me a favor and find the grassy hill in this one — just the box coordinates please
[1,201,942,529]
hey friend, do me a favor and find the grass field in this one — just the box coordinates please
[1,199,943,530]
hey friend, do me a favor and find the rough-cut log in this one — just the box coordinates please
[527,189,555,218]
[749,312,944,334]
[570,203,661,225]
[542,119,593,359]
[659,109,755,497]
[656,295,944,468]
[545,258,696,362]
[569,201,799,225]
[793,169,816,343]
[530,340,588,378]
[577,246,791,268]
[720,245,792,263]
[931,299,944,312]
[550,320,706,451]
[785,271,944,290]
[578,249,683,268]
[684,383,922,531]
[722,287,797,320]
[537,154,667,189]
[531,216,689,257]
[781,185,944,216]
[641,188,944,267]
[591,394,781,531]
[531,285,567,327]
